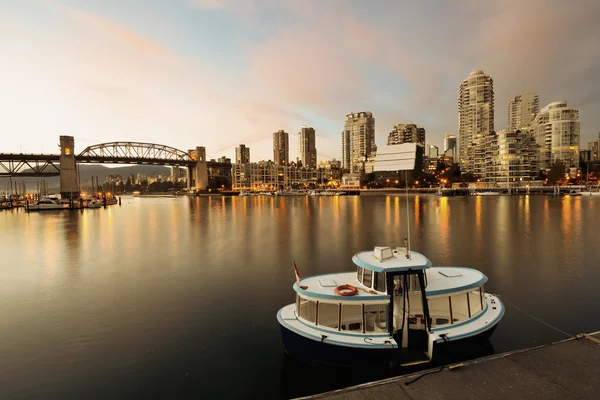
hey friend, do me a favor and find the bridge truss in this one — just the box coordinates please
[78,142,193,166]
[0,154,60,177]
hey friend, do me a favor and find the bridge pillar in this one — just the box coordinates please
[187,147,208,191]
[59,136,80,198]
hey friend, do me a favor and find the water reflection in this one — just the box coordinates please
[439,197,449,251]
[1,195,600,399]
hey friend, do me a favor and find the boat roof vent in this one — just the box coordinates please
[319,279,337,287]
[373,246,394,261]
[438,269,462,278]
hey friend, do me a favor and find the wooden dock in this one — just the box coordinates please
[298,332,600,400]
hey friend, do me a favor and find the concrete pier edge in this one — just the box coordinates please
[295,330,600,400]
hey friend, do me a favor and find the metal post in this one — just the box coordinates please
[386,274,395,337]
[405,171,411,258]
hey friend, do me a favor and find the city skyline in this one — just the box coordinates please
[1,1,600,161]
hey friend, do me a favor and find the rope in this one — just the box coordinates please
[499,296,573,338]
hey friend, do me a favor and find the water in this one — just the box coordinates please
[0,194,599,399]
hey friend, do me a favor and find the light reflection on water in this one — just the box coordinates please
[0,195,599,399]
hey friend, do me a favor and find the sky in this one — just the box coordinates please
[1,0,599,162]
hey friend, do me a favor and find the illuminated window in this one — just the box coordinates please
[65,148,71,155]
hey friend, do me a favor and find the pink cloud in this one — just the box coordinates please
[45,0,171,57]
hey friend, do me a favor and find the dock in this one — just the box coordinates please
[299,332,600,400]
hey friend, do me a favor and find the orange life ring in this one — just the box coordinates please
[334,284,358,296]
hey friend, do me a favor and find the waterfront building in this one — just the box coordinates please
[298,126,317,169]
[232,162,342,190]
[458,70,494,177]
[509,93,539,130]
[427,145,439,159]
[320,159,342,169]
[485,129,539,184]
[444,134,457,159]
[589,132,600,161]
[235,144,250,165]
[273,130,289,166]
[342,112,376,173]
[387,124,426,147]
[531,101,580,169]
[170,166,186,182]
[581,150,591,163]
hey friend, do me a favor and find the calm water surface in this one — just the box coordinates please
[1,194,599,399]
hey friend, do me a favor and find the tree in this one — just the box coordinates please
[460,172,476,183]
[547,160,566,185]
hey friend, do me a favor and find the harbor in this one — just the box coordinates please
[301,331,600,400]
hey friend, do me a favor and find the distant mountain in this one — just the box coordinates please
[1,164,172,193]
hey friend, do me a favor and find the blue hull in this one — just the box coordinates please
[280,325,398,368]
[280,324,498,368]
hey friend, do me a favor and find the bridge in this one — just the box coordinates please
[0,136,231,197]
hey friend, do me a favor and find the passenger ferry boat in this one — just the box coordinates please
[277,246,504,367]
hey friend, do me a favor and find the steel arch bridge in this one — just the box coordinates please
[77,141,194,166]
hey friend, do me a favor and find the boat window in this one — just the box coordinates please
[428,297,451,327]
[450,293,470,322]
[469,289,483,317]
[340,304,362,332]
[298,297,317,323]
[364,304,387,333]
[410,274,420,292]
[356,267,364,284]
[318,302,339,329]
[362,270,373,288]
[373,271,386,292]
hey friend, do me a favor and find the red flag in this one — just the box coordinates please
[293,260,308,290]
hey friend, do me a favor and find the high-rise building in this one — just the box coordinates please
[531,101,580,169]
[387,124,426,147]
[508,93,539,130]
[588,132,600,161]
[342,112,376,173]
[273,130,289,165]
[235,144,250,165]
[427,145,439,159]
[458,70,494,177]
[486,129,539,183]
[298,126,317,169]
[444,134,457,159]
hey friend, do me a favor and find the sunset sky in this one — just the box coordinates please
[1,0,599,162]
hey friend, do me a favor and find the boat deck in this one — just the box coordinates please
[297,331,600,400]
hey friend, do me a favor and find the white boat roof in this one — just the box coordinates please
[294,272,389,302]
[425,267,488,297]
[352,247,432,272]
[294,267,487,301]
